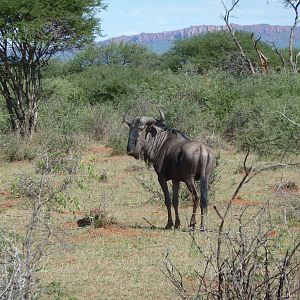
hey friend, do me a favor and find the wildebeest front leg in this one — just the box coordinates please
[172,181,180,229]
[186,180,199,230]
[158,176,173,229]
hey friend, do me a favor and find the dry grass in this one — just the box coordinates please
[0,144,299,299]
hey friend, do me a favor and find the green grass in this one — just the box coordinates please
[0,144,299,299]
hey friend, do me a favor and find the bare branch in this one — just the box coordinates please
[222,0,256,74]
[276,110,300,128]
[251,34,269,73]
[164,146,300,299]
[160,252,190,299]
[284,0,300,72]
[142,217,157,229]
[267,40,287,69]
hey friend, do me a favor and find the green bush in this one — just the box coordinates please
[83,105,124,142]
[220,73,300,156]
[34,131,84,174]
[67,42,156,71]
[67,65,171,106]
[107,134,127,155]
[36,47,300,158]
[0,134,36,162]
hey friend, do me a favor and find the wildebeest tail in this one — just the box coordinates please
[199,147,214,214]
[200,176,208,213]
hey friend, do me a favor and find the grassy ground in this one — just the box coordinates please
[0,144,299,299]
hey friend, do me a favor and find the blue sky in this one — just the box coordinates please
[97,0,294,41]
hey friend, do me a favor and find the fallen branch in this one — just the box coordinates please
[143,217,156,229]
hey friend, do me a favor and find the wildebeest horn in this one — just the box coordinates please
[140,116,156,124]
[157,107,165,122]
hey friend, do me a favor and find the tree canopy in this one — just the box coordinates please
[164,31,283,74]
[68,42,153,72]
[0,0,104,53]
[0,0,106,137]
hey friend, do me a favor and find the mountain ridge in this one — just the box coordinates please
[103,24,299,53]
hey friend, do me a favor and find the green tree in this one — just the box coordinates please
[165,31,281,74]
[68,42,159,72]
[0,0,106,138]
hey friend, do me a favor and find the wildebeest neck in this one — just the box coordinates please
[143,126,187,170]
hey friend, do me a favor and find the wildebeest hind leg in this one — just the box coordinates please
[186,180,199,230]
[158,176,173,229]
[172,180,180,229]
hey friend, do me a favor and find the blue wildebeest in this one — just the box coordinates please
[123,108,215,230]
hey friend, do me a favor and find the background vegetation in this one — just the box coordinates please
[0,5,300,298]
[3,31,299,159]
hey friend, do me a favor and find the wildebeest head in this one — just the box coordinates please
[123,108,165,159]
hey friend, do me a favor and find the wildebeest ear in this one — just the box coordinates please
[122,121,130,128]
[151,124,161,132]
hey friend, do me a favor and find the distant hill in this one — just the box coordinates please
[102,24,299,53]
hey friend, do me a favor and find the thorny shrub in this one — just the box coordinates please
[163,152,300,300]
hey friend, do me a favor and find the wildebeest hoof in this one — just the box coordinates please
[174,222,180,229]
[165,223,173,230]
[188,226,195,232]
[200,226,207,232]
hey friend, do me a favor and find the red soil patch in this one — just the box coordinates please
[84,144,130,162]
[0,198,18,209]
[151,210,165,216]
[90,225,142,237]
[232,197,259,207]
[66,225,158,243]
[11,160,28,165]
[65,257,77,264]
[1,189,11,196]
[87,145,112,155]
[266,230,278,238]
[63,221,78,230]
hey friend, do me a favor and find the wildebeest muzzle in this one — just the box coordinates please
[127,128,140,159]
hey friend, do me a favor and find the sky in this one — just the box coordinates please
[96,0,295,41]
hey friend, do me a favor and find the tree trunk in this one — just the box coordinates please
[28,104,38,140]
[1,84,39,138]
[5,96,17,131]
[0,61,40,138]
[288,1,300,72]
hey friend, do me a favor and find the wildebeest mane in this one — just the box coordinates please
[143,123,189,172]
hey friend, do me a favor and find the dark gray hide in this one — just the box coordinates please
[124,109,215,230]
